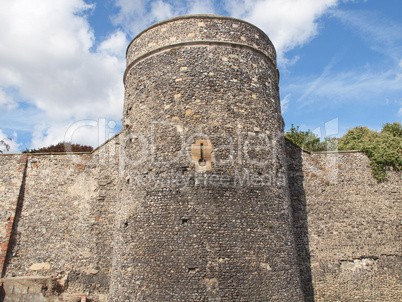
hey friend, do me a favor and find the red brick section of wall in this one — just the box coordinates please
[0,156,28,277]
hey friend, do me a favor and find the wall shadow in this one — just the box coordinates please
[2,156,28,278]
[285,138,315,302]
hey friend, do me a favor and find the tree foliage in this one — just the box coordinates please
[338,122,401,181]
[285,122,401,181]
[381,122,402,137]
[23,142,93,153]
[285,124,337,151]
[285,124,320,150]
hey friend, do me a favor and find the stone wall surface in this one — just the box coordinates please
[285,140,314,302]
[125,15,277,71]
[1,136,119,301]
[0,14,401,302]
[0,155,27,276]
[298,148,401,302]
[112,15,304,301]
[2,140,400,301]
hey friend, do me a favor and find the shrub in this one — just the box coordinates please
[338,123,401,181]
[23,142,93,153]
[285,124,321,151]
[285,124,337,151]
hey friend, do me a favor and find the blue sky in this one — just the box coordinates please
[0,0,401,153]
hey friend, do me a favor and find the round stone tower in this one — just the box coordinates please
[111,15,303,301]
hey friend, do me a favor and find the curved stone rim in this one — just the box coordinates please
[126,14,276,58]
[123,40,280,86]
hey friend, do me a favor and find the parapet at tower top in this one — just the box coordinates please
[125,14,278,74]
[127,15,275,50]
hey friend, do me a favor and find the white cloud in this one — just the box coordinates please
[276,7,402,121]
[0,129,20,153]
[97,31,129,59]
[30,118,117,150]
[0,0,359,150]
[285,64,402,106]
[112,0,339,58]
[281,94,290,113]
[186,0,216,15]
[112,0,340,66]
[0,0,128,149]
[150,0,175,21]
[0,88,16,111]
[331,8,402,63]
[223,0,338,64]
[111,0,216,38]
[112,0,170,37]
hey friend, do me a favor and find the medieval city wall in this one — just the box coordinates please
[286,140,401,302]
[0,135,120,301]
[0,155,27,277]
[0,14,400,302]
[0,137,400,301]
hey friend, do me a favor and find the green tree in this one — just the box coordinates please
[285,124,325,151]
[321,136,339,151]
[23,142,93,153]
[381,122,402,137]
[338,123,401,181]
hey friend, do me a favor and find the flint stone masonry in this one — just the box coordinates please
[0,155,27,275]
[1,136,119,301]
[115,14,303,301]
[286,140,401,302]
[125,15,277,75]
[1,139,400,301]
[0,14,400,302]
[301,151,401,301]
